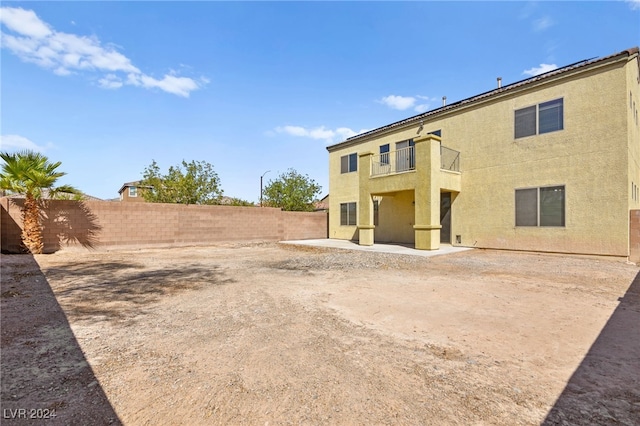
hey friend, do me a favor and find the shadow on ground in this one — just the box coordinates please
[543,272,640,425]
[42,260,234,322]
[1,254,121,425]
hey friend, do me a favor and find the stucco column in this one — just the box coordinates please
[358,152,375,246]
[413,135,441,250]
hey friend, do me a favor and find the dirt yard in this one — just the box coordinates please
[1,242,639,425]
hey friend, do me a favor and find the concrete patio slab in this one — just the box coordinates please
[281,239,473,257]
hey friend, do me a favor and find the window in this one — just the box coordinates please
[373,200,379,226]
[340,153,358,173]
[538,99,564,134]
[380,144,390,165]
[129,186,138,197]
[340,202,357,226]
[515,98,563,138]
[428,129,442,137]
[515,186,565,227]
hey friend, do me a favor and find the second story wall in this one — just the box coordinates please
[327,50,637,256]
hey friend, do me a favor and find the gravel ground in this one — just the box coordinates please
[1,242,639,425]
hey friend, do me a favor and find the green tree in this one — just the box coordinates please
[0,150,79,254]
[140,159,223,205]
[225,197,255,207]
[262,169,321,211]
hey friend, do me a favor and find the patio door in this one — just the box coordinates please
[395,140,415,172]
[440,192,451,244]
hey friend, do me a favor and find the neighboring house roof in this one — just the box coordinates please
[118,180,152,194]
[327,47,639,151]
[314,194,329,211]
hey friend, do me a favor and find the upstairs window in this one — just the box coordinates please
[341,153,358,173]
[129,186,138,197]
[380,144,390,165]
[515,98,563,138]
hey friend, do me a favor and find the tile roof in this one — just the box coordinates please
[327,47,639,150]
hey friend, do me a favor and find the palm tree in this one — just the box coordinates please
[0,150,78,254]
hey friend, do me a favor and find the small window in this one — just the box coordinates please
[340,202,357,226]
[538,99,563,134]
[340,153,358,173]
[428,129,442,137]
[515,188,537,226]
[515,105,537,138]
[380,144,390,165]
[539,186,565,226]
[515,186,565,227]
[515,98,563,138]
[129,186,137,197]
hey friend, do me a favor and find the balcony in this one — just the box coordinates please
[371,145,460,177]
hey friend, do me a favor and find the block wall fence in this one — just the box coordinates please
[0,198,328,253]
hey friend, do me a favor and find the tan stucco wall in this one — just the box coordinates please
[627,55,640,215]
[328,52,638,257]
[328,150,360,240]
[374,190,415,243]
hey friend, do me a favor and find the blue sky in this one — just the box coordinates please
[1,1,639,202]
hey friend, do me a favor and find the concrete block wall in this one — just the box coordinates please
[0,198,327,253]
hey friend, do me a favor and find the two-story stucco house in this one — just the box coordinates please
[326,47,640,258]
[118,181,151,203]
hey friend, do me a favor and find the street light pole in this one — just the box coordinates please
[260,170,270,207]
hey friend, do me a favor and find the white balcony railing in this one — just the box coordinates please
[370,145,460,177]
[371,146,415,176]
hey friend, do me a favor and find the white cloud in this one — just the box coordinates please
[380,94,434,112]
[0,7,52,38]
[126,72,201,98]
[627,0,640,10]
[533,16,554,32]
[0,134,53,152]
[98,73,123,89]
[379,95,416,110]
[523,63,558,76]
[274,125,369,144]
[0,6,204,97]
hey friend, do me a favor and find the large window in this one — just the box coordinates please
[340,153,358,173]
[515,186,565,227]
[340,202,357,226]
[515,98,563,138]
